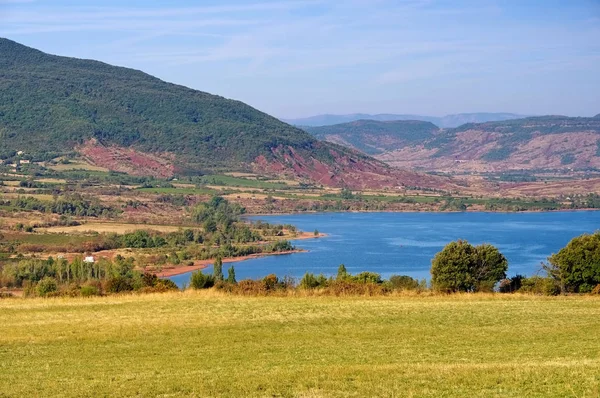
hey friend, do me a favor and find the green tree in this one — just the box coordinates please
[213,257,223,281]
[548,232,600,293]
[227,265,236,284]
[431,240,508,292]
[336,264,348,280]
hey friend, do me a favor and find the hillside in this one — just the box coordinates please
[0,38,451,190]
[286,112,527,128]
[376,116,600,173]
[305,120,439,155]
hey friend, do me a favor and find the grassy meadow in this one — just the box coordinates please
[1,292,599,397]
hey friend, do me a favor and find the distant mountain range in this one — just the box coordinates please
[283,113,530,128]
[303,117,600,173]
[0,38,453,190]
[305,120,439,155]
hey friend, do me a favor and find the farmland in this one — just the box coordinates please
[0,292,599,397]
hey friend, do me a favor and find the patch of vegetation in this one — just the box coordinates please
[482,146,514,161]
[560,153,576,165]
[0,195,119,217]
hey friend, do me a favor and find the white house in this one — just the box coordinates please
[84,256,95,263]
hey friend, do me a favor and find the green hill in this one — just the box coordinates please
[0,38,332,172]
[0,38,454,190]
[304,120,439,155]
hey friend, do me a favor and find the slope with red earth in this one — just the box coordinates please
[252,144,457,191]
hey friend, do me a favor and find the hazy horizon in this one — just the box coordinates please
[1,0,598,119]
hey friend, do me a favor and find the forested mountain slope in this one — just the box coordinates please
[0,38,453,190]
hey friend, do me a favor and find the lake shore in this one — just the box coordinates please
[154,249,308,278]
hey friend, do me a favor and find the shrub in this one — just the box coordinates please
[300,272,327,289]
[155,278,178,291]
[105,276,134,293]
[36,277,58,297]
[80,284,100,297]
[352,272,382,284]
[190,270,214,289]
[327,280,390,296]
[389,275,419,290]
[518,276,560,296]
[262,274,280,290]
[499,275,524,293]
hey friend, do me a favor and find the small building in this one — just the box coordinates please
[84,256,95,264]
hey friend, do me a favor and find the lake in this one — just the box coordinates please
[169,211,600,287]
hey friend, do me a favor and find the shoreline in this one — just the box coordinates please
[244,208,600,217]
[154,249,307,278]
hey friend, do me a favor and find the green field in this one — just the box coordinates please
[1,293,599,397]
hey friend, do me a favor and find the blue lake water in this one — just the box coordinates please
[169,211,600,287]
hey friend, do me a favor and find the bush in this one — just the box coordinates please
[300,272,328,289]
[352,272,382,284]
[36,276,58,297]
[389,275,419,290]
[105,276,134,293]
[518,276,560,296]
[190,270,214,289]
[80,284,100,297]
[499,275,524,293]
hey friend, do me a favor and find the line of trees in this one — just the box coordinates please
[0,255,178,297]
[0,194,119,217]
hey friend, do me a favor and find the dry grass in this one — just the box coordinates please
[0,192,55,201]
[48,161,109,172]
[43,222,183,234]
[35,178,68,184]
[0,292,599,397]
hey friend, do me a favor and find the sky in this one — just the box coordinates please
[0,0,598,118]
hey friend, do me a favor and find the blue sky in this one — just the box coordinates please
[0,0,598,118]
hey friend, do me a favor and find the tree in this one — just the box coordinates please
[213,256,223,281]
[336,264,348,280]
[227,265,236,284]
[548,232,600,293]
[431,240,507,292]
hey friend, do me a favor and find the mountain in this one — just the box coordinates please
[374,116,600,173]
[0,38,452,190]
[305,120,439,155]
[284,113,528,128]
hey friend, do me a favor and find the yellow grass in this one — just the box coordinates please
[0,192,55,201]
[43,222,183,234]
[35,178,68,184]
[48,162,109,172]
[0,292,599,397]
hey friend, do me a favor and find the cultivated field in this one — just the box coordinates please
[1,293,599,397]
[42,222,184,234]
